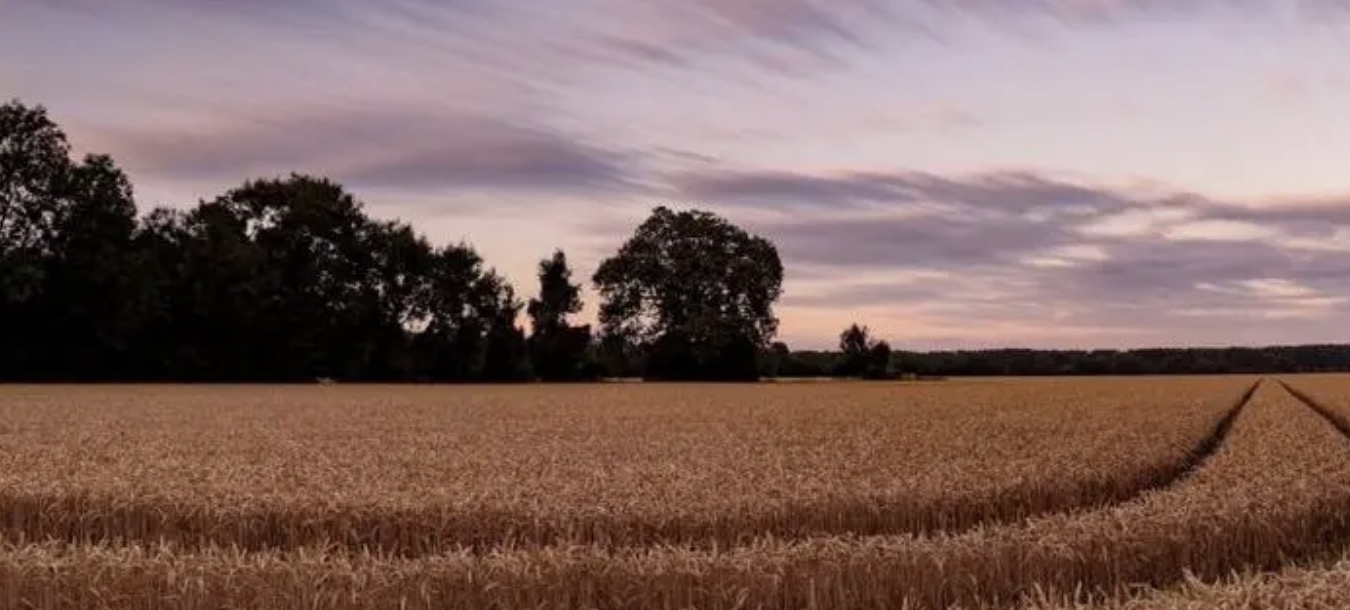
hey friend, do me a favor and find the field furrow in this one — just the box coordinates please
[0,379,1249,555]
[1277,379,1350,438]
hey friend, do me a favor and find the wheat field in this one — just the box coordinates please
[1,376,1348,609]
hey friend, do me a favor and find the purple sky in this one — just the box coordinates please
[6,1,1350,350]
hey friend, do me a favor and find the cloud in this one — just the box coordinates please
[1161,219,1278,242]
[641,0,883,50]
[23,0,1262,94]
[913,0,1222,24]
[29,0,499,30]
[670,167,1350,346]
[676,169,1141,213]
[675,171,919,206]
[17,0,1350,350]
[909,0,1350,27]
[572,0,1347,80]
[87,105,640,194]
[511,0,908,82]
[22,0,1350,101]
[849,103,985,135]
[23,0,888,84]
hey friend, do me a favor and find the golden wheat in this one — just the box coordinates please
[1029,550,1350,610]
[0,377,1304,610]
[0,379,1243,554]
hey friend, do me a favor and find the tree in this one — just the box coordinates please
[358,220,436,380]
[129,174,528,383]
[528,250,581,331]
[127,174,533,384]
[597,329,641,379]
[527,250,594,381]
[41,154,141,378]
[866,339,893,379]
[186,175,386,380]
[411,243,527,382]
[127,207,198,378]
[148,200,272,380]
[837,323,892,379]
[838,323,870,375]
[0,100,68,263]
[478,279,531,382]
[761,340,792,377]
[592,206,782,381]
[0,100,79,377]
[0,100,141,379]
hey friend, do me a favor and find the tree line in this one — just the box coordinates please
[0,100,788,382]
[780,344,1350,378]
[4,98,1349,382]
[768,328,1350,379]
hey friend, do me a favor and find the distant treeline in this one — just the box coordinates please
[4,99,1349,383]
[776,345,1350,378]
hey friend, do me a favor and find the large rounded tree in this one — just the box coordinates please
[592,206,783,381]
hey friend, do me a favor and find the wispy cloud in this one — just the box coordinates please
[668,167,1350,346]
[85,104,641,194]
[26,0,1338,88]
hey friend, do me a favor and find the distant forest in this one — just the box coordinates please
[3,99,1348,382]
[779,345,1350,379]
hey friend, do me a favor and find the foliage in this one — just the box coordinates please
[592,206,783,381]
[526,250,596,381]
[0,101,140,379]
[0,100,529,382]
[835,323,893,379]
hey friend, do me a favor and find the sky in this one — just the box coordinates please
[5,0,1350,350]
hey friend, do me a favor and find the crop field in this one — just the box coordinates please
[1,376,1348,609]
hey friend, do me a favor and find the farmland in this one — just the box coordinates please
[0,376,1347,609]
[1031,549,1350,610]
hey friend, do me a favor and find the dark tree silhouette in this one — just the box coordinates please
[592,206,783,381]
[597,330,642,379]
[867,340,893,379]
[46,155,142,378]
[411,243,524,382]
[0,100,69,258]
[838,324,870,373]
[0,100,141,379]
[1,99,538,382]
[527,250,595,381]
[836,323,892,379]
[760,341,793,377]
[477,278,531,382]
[201,176,382,380]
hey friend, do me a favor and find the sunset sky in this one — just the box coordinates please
[6,1,1350,350]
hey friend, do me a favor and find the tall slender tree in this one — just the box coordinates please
[527,250,594,381]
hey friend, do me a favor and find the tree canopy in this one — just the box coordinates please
[0,100,537,382]
[836,323,893,379]
[0,101,140,379]
[527,250,595,381]
[592,206,783,380]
